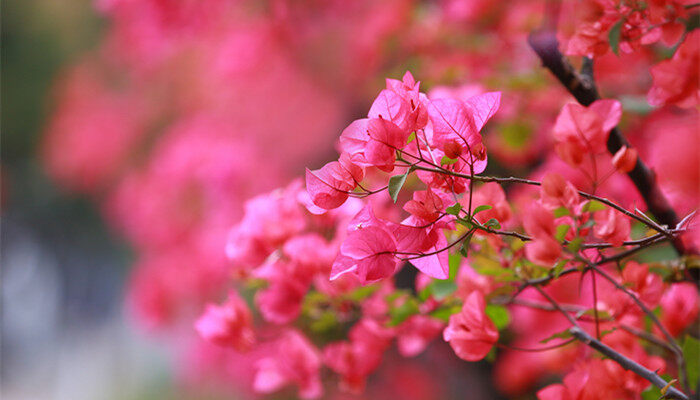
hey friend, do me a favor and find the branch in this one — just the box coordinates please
[527,29,693,258]
[570,327,689,400]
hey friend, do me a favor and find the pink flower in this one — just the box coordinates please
[305,159,359,210]
[403,187,446,223]
[540,173,580,211]
[525,236,563,267]
[612,145,638,173]
[364,117,410,172]
[470,182,511,223]
[256,271,309,324]
[553,100,621,167]
[648,30,699,108]
[621,261,664,307]
[660,282,700,337]
[332,224,398,284]
[443,291,498,361]
[385,71,429,132]
[593,209,630,247]
[254,330,322,399]
[428,91,500,173]
[324,319,394,393]
[523,202,557,239]
[523,202,562,266]
[194,291,255,350]
[397,315,445,357]
[537,358,654,400]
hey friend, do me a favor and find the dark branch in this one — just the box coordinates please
[570,327,689,400]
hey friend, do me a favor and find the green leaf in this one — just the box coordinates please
[552,259,568,278]
[429,305,462,322]
[448,253,462,281]
[441,155,458,165]
[346,285,379,301]
[582,199,607,213]
[609,19,624,56]
[446,203,462,216]
[388,298,420,326]
[485,218,501,230]
[310,311,338,333]
[553,207,570,218]
[485,304,510,330]
[540,329,573,344]
[459,233,473,257]
[407,131,416,144]
[683,335,699,386]
[456,218,473,229]
[567,237,584,253]
[432,280,458,300]
[555,224,571,242]
[473,205,493,215]
[388,170,410,203]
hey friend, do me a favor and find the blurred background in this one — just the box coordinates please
[2,1,175,399]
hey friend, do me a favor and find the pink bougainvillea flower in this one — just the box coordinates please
[523,202,562,266]
[385,71,429,132]
[540,173,580,212]
[593,209,630,247]
[612,145,638,173]
[537,357,659,400]
[660,282,700,337]
[523,202,557,239]
[255,270,309,324]
[324,319,394,393]
[305,159,359,210]
[403,187,446,223]
[368,88,410,130]
[397,315,445,357]
[332,224,398,284]
[364,117,410,172]
[254,329,322,399]
[622,261,664,307]
[194,290,255,350]
[648,30,699,109]
[525,235,563,267]
[470,182,511,224]
[443,291,499,361]
[428,91,500,173]
[553,100,621,167]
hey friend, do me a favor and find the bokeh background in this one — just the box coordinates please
[2,1,171,399]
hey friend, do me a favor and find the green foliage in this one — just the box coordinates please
[582,199,608,213]
[555,224,571,242]
[683,335,699,387]
[460,231,474,257]
[609,19,624,56]
[539,329,572,344]
[473,204,493,215]
[485,304,510,330]
[388,169,411,203]
[446,203,462,215]
[441,155,458,165]
[429,304,462,322]
[388,297,420,326]
[484,218,501,230]
[553,206,570,218]
[566,237,584,252]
